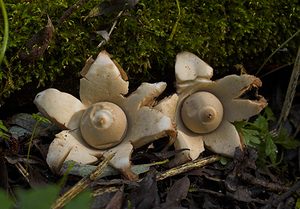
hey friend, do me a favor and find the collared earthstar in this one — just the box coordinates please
[34,51,177,179]
[171,52,267,165]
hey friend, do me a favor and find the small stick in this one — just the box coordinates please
[277,46,300,131]
[256,29,300,75]
[156,155,220,181]
[97,10,124,48]
[241,172,289,192]
[15,162,30,183]
[79,155,220,200]
[91,155,221,197]
[53,154,219,208]
[262,180,300,209]
[92,186,120,197]
[51,153,114,209]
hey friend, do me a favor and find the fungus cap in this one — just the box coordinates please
[181,92,223,134]
[80,102,127,149]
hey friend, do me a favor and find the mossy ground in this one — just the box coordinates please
[0,0,299,102]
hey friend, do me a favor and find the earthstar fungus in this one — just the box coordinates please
[34,51,177,179]
[172,52,267,165]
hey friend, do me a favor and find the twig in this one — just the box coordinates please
[294,125,300,138]
[26,121,40,171]
[277,46,300,131]
[51,153,114,209]
[241,173,289,192]
[89,155,220,198]
[15,162,30,183]
[97,10,124,48]
[262,180,300,209]
[156,155,220,181]
[92,186,120,197]
[260,63,293,78]
[256,29,300,75]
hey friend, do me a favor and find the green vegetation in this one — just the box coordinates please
[0,0,8,66]
[236,107,300,166]
[26,113,50,170]
[0,0,299,102]
[0,185,92,209]
[0,119,9,140]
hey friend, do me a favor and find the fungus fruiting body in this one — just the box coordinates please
[34,51,177,179]
[172,52,267,165]
[181,91,224,134]
[80,102,127,149]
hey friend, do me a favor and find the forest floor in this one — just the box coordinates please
[0,62,300,209]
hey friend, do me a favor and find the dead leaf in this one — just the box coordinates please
[8,113,58,138]
[27,166,48,188]
[227,186,267,204]
[159,176,190,208]
[91,192,116,209]
[105,186,124,209]
[129,171,159,209]
[19,16,54,62]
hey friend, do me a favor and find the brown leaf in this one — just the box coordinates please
[91,192,116,209]
[161,176,190,208]
[227,186,267,204]
[19,16,54,62]
[105,186,124,209]
[27,166,48,188]
[130,171,159,209]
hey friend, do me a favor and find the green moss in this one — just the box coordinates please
[107,0,299,77]
[0,0,101,100]
[0,0,299,102]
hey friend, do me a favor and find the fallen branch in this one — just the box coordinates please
[156,155,220,181]
[52,154,219,208]
[51,153,114,209]
[240,172,289,192]
[90,156,220,199]
[262,180,300,209]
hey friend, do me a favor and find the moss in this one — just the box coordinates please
[0,0,299,102]
[107,0,299,78]
[0,0,101,100]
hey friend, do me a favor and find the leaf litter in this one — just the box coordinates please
[0,111,300,209]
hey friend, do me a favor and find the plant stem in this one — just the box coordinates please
[168,0,181,41]
[256,29,300,75]
[277,46,300,131]
[0,0,8,66]
[26,121,39,171]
